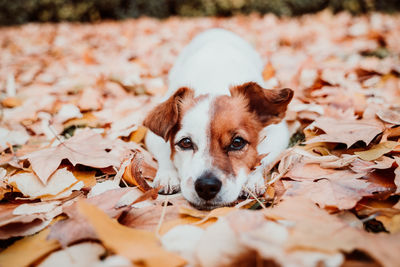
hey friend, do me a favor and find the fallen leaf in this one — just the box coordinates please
[77,200,185,267]
[72,169,97,188]
[354,141,399,161]
[0,127,30,151]
[284,162,385,209]
[7,168,80,199]
[78,87,103,111]
[1,96,22,108]
[22,129,133,184]
[350,156,395,173]
[376,108,400,125]
[395,157,400,193]
[129,126,148,143]
[122,152,155,191]
[179,206,234,224]
[49,188,140,246]
[262,197,400,267]
[0,228,60,266]
[262,62,275,81]
[63,112,100,130]
[88,180,120,198]
[305,117,384,147]
[0,201,61,239]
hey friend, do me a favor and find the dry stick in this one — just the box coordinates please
[155,195,169,238]
[266,171,287,185]
[242,185,267,209]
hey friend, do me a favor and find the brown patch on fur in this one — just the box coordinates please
[144,88,209,160]
[143,87,194,141]
[230,82,294,126]
[168,94,207,159]
[210,95,263,177]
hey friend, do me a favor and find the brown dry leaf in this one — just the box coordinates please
[77,200,185,267]
[284,163,385,209]
[22,128,132,184]
[0,201,62,239]
[262,197,400,267]
[305,117,385,147]
[122,152,155,190]
[395,157,400,193]
[194,207,344,267]
[350,156,395,173]
[120,205,181,233]
[354,141,399,161]
[0,228,60,267]
[48,187,136,246]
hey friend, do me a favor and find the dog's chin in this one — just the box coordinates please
[188,200,237,210]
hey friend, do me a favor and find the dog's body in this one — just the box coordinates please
[144,29,293,209]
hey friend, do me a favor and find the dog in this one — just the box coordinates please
[143,29,293,209]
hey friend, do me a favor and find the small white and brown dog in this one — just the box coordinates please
[144,29,293,209]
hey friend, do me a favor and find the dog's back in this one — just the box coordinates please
[168,29,265,97]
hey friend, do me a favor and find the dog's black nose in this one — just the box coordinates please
[195,173,222,201]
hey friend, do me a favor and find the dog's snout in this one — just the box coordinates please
[195,173,222,201]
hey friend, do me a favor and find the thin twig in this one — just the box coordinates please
[155,195,169,238]
[242,185,267,209]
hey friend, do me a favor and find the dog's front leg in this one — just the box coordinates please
[145,130,180,194]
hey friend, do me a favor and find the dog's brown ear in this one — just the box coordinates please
[143,87,194,141]
[230,82,293,126]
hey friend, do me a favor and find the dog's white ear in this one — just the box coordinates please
[230,82,293,126]
[143,87,194,141]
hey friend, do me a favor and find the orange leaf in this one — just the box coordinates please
[77,200,185,267]
[0,228,60,266]
[262,62,275,81]
[129,126,148,143]
[1,97,22,108]
[122,153,154,191]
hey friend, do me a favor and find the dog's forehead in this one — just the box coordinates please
[211,95,250,135]
[179,96,212,143]
[178,95,253,141]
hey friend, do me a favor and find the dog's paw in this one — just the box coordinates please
[152,168,180,195]
[240,171,266,198]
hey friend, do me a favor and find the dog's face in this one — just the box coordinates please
[144,82,293,209]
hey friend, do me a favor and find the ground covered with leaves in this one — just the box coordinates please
[0,11,400,267]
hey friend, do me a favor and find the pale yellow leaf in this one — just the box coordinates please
[354,141,398,161]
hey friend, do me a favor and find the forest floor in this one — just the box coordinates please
[0,11,400,266]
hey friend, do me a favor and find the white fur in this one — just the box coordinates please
[173,98,213,202]
[168,29,265,97]
[146,29,290,207]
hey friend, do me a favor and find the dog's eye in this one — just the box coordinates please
[229,137,247,151]
[177,137,193,150]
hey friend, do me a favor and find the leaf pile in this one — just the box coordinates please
[1,11,400,266]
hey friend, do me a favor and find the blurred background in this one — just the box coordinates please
[0,0,399,25]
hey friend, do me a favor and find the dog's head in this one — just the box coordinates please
[144,82,293,209]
